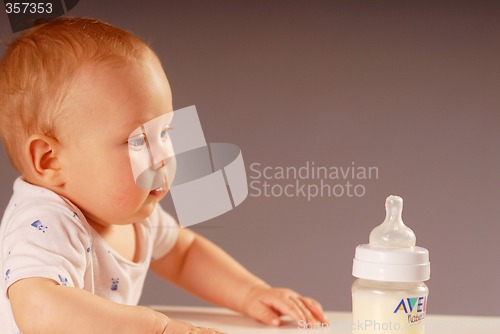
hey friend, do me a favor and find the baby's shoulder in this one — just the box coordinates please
[1,179,90,238]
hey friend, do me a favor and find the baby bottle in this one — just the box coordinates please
[352,195,430,334]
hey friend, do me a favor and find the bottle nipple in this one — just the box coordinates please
[369,195,416,249]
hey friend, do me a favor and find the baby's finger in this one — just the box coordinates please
[267,295,306,323]
[249,299,282,326]
[198,327,227,334]
[290,296,316,325]
[300,296,328,324]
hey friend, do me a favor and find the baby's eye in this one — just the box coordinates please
[161,126,173,141]
[128,134,146,150]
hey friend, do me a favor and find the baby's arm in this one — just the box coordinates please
[9,277,169,334]
[150,229,327,326]
[10,277,225,334]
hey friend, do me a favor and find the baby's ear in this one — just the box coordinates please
[24,134,64,186]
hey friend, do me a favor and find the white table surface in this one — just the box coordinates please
[152,306,500,334]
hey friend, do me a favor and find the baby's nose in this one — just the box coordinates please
[151,154,173,170]
[148,138,174,170]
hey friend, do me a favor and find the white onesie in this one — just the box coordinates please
[0,177,179,334]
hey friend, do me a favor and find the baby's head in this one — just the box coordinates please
[0,17,175,226]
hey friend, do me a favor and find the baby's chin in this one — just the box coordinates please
[83,200,160,227]
[143,190,168,210]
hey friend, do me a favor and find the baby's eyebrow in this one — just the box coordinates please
[127,123,145,137]
[124,112,174,129]
[122,119,145,131]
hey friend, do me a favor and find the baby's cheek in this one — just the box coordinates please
[98,155,149,214]
[112,175,144,205]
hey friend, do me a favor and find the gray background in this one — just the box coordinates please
[1,0,499,317]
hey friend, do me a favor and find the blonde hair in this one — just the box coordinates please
[0,17,152,172]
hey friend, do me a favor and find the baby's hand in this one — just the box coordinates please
[162,318,226,334]
[241,286,328,327]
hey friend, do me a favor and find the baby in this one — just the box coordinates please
[0,17,326,334]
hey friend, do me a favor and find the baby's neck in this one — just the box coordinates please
[89,221,139,263]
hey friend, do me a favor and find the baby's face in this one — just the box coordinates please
[58,54,174,227]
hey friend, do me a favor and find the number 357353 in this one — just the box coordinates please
[5,2,53,14]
